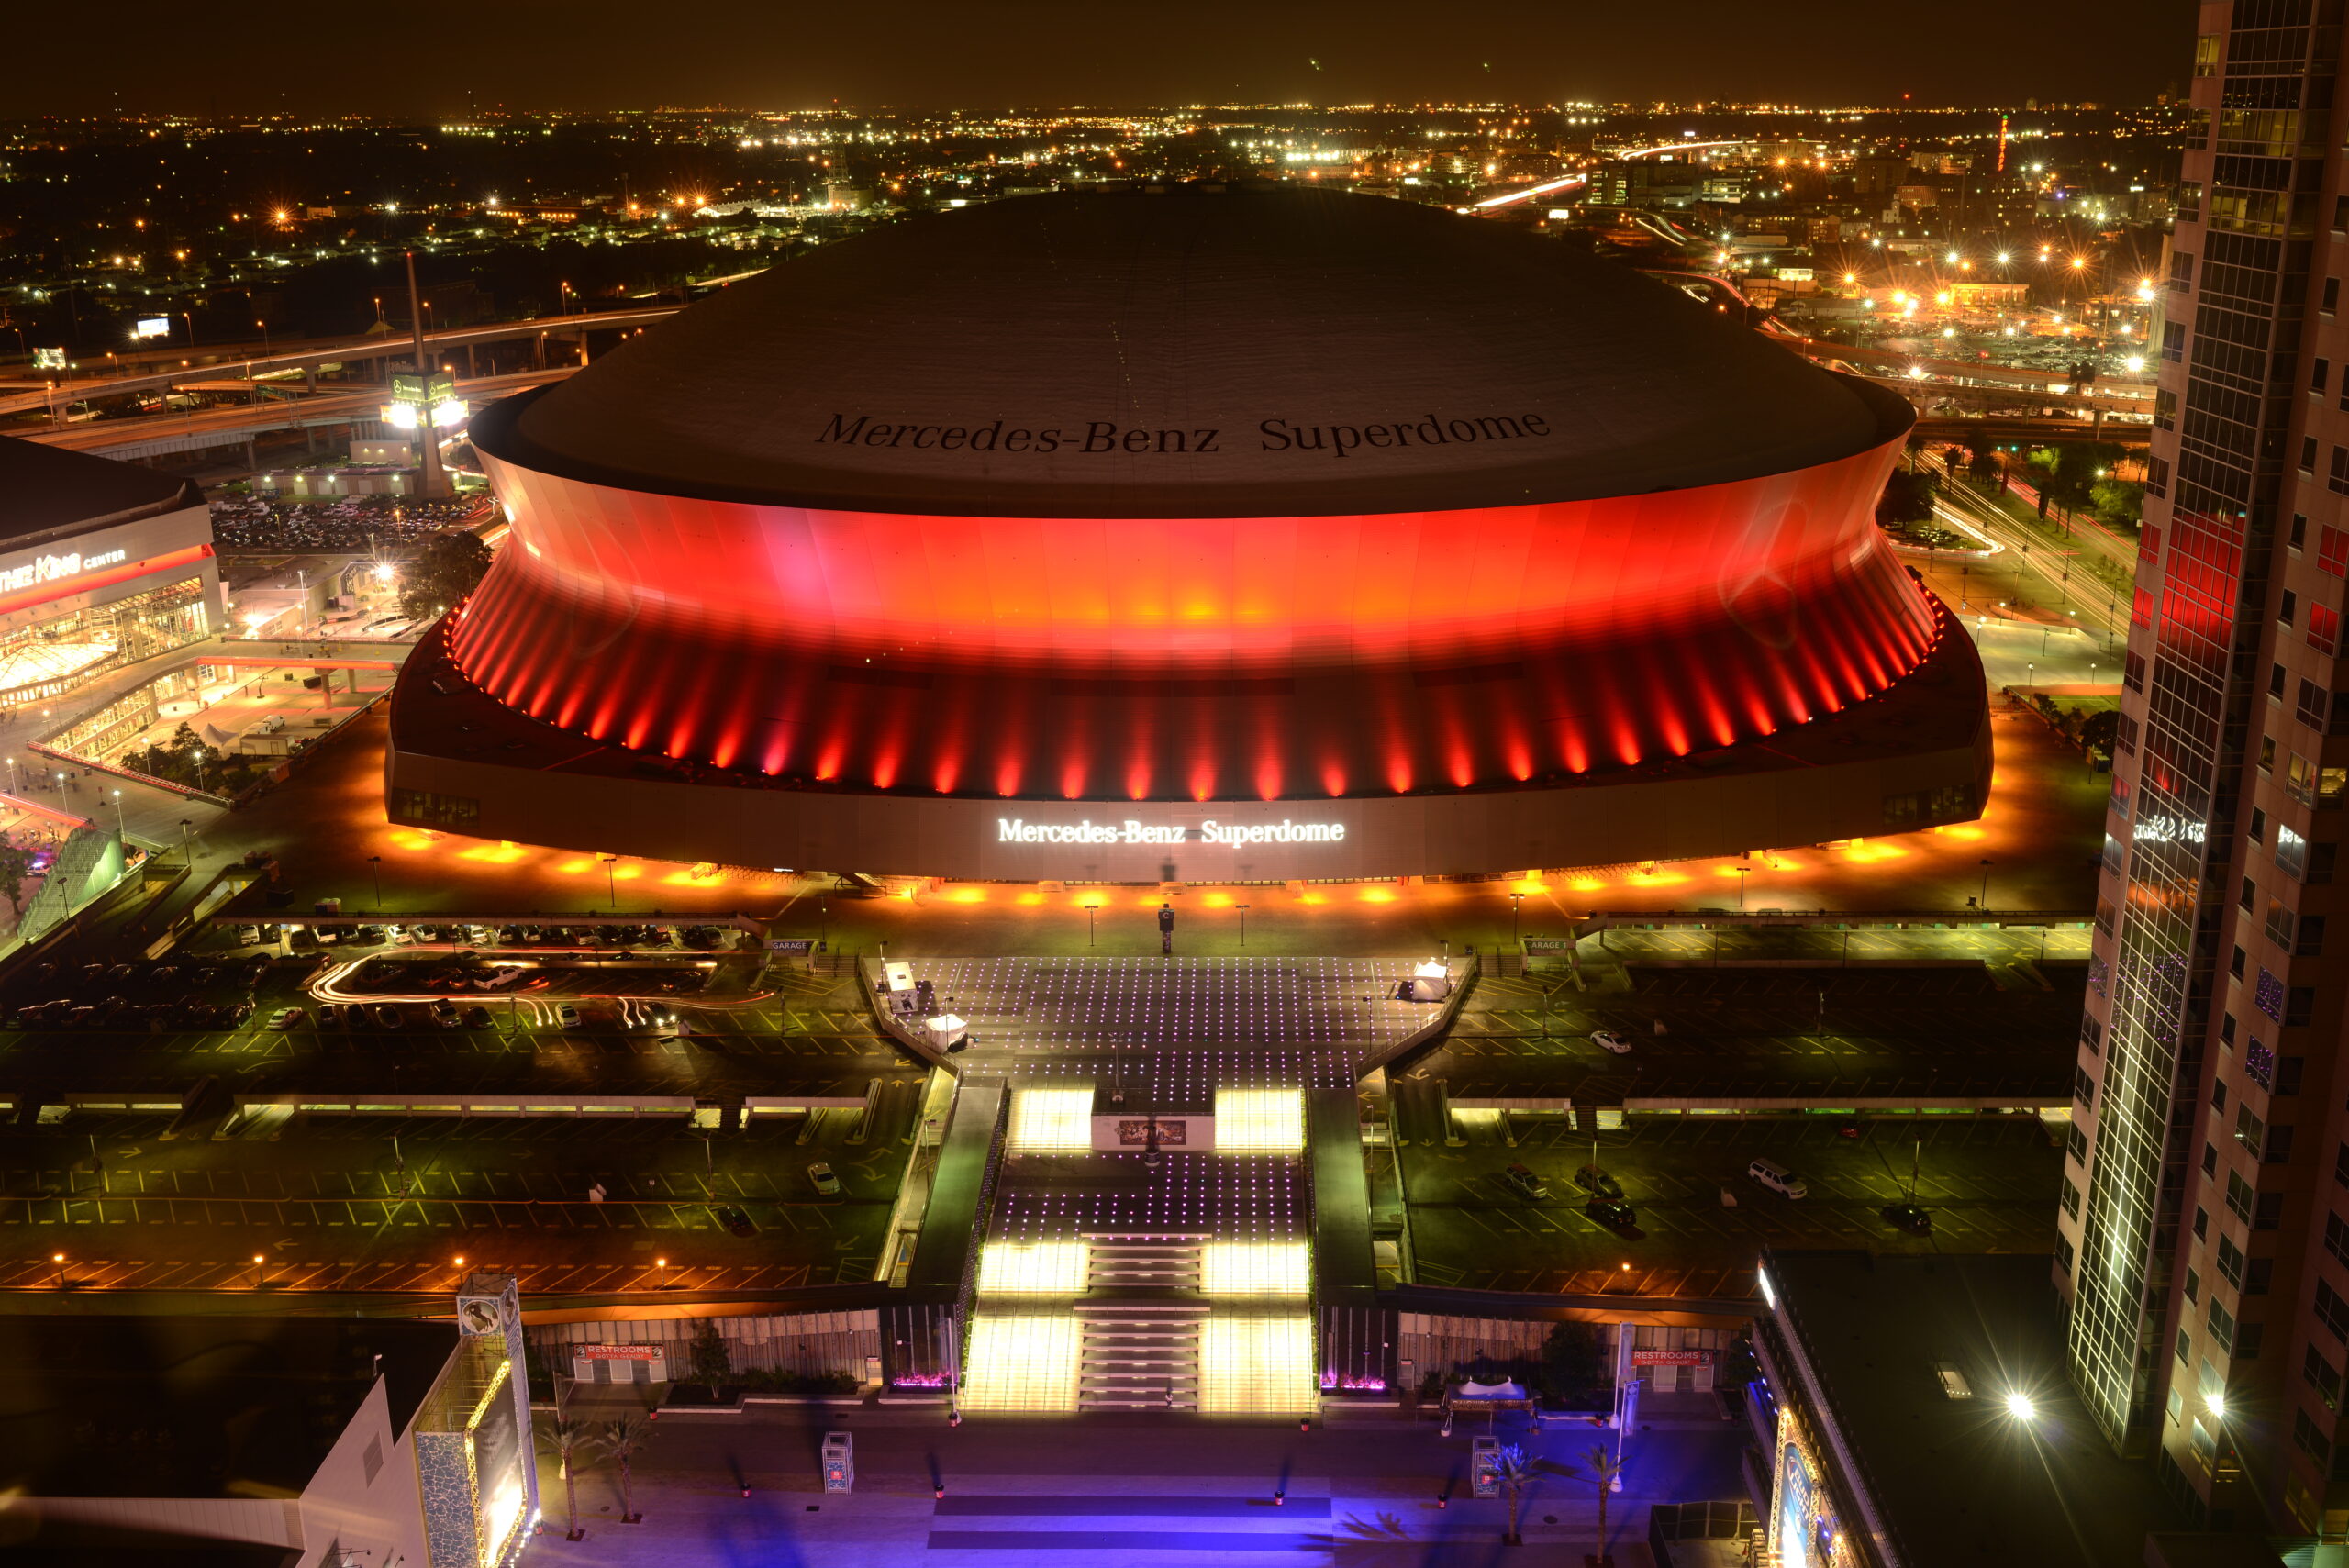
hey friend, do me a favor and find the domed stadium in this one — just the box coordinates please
[389,183,1987,879]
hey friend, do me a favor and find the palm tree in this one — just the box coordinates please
[545,1418,602,1540]
[1494,1442,1532,1547]
[602,1417,650,1523]
[1585,1443,1627,1566]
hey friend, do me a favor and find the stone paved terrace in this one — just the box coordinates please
[899,955,1452,1095]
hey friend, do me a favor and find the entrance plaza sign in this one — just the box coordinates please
[996,817,1347,848]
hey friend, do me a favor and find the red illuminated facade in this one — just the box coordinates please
[391,185,1987,878]
[454,409,1936,801]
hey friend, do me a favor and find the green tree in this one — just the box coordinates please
[2028,442,2127,514]
[688,1318,732,1401]
[1541,1321,1611,1407]
[601,1417,650,1523]
[396,531,494,620]
[0,837,39,929]
[1876,469,1938,529]
[2080,707,2121,762]
[544,1418,602,1540]
[2089,479,2143,528]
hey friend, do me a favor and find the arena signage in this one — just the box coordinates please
[816,411,1552,461]
[996,817,1346,847]
[0,550,128,594]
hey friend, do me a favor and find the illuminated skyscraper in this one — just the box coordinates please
[2062,0,2349,1534]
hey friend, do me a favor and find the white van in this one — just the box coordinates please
[1747,1159,1809,1199]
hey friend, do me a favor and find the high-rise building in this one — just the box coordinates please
[2062,0,2349,1535]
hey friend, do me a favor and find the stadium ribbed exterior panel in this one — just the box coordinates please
[452,433,1934,799]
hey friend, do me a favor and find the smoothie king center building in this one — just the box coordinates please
[387,183,1988,882]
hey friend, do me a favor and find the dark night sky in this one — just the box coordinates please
[30,0,2199,117]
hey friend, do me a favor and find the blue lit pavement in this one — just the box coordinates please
[519,1407,1742,1564]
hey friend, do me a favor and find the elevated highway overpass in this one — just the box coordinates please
[0,307,676,422]
[17,367,576,462]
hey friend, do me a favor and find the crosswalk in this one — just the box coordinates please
[923,1484,1335,1562]
[912,1479,1577,1563]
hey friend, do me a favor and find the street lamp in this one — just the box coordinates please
[110,788,124,840]
[368,854,383,911]
[179,818,194,862]
[2004,1391,2037,1422]
[1977,858,1993,909]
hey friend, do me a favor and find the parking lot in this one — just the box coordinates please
[1395,1112,2062,1299]
[1414,962,2084,1105]
[0,943,920,1108]
[0,1107,904,1297]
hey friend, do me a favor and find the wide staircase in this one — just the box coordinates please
[1083,1232,1204,1291]
[1074,1233,1206,1410]
[1077,1304,1207,1410]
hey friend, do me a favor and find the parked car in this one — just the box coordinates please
[1747,1158,1809,1199]
[1586,1195,1642,1235]
[807,1162,842,1197]
[1497,1162,1550,1201]
[462,1005,494,1029]
[266,1006,306,1030]
[1573,1163,1625,1201]
[1590,1030,1631,1054]
[556,1003,584,1029]
[316,1003,344,1029]
[371,1004,404,1029]
[714,1204,757,1237]
[429,1000,462,1029]
[1882,1203,1933,1236]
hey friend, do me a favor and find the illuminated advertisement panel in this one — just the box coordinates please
[1771,1416,1851,1568]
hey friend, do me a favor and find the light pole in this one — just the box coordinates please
[179,818,193,862]
[1508,892,1523,950]
[1978,858,1993,909]
[5,757,16,795]
[1236,902,1250,949]
[109,788,124,840]
[368,855,383,911]
[1085,900,1098,948]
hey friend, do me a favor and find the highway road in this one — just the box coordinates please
[17,366,574,455]
[1921,473,2132,647]
[0,307,673,421]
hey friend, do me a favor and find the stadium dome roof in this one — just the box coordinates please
[494,183,1905,518]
